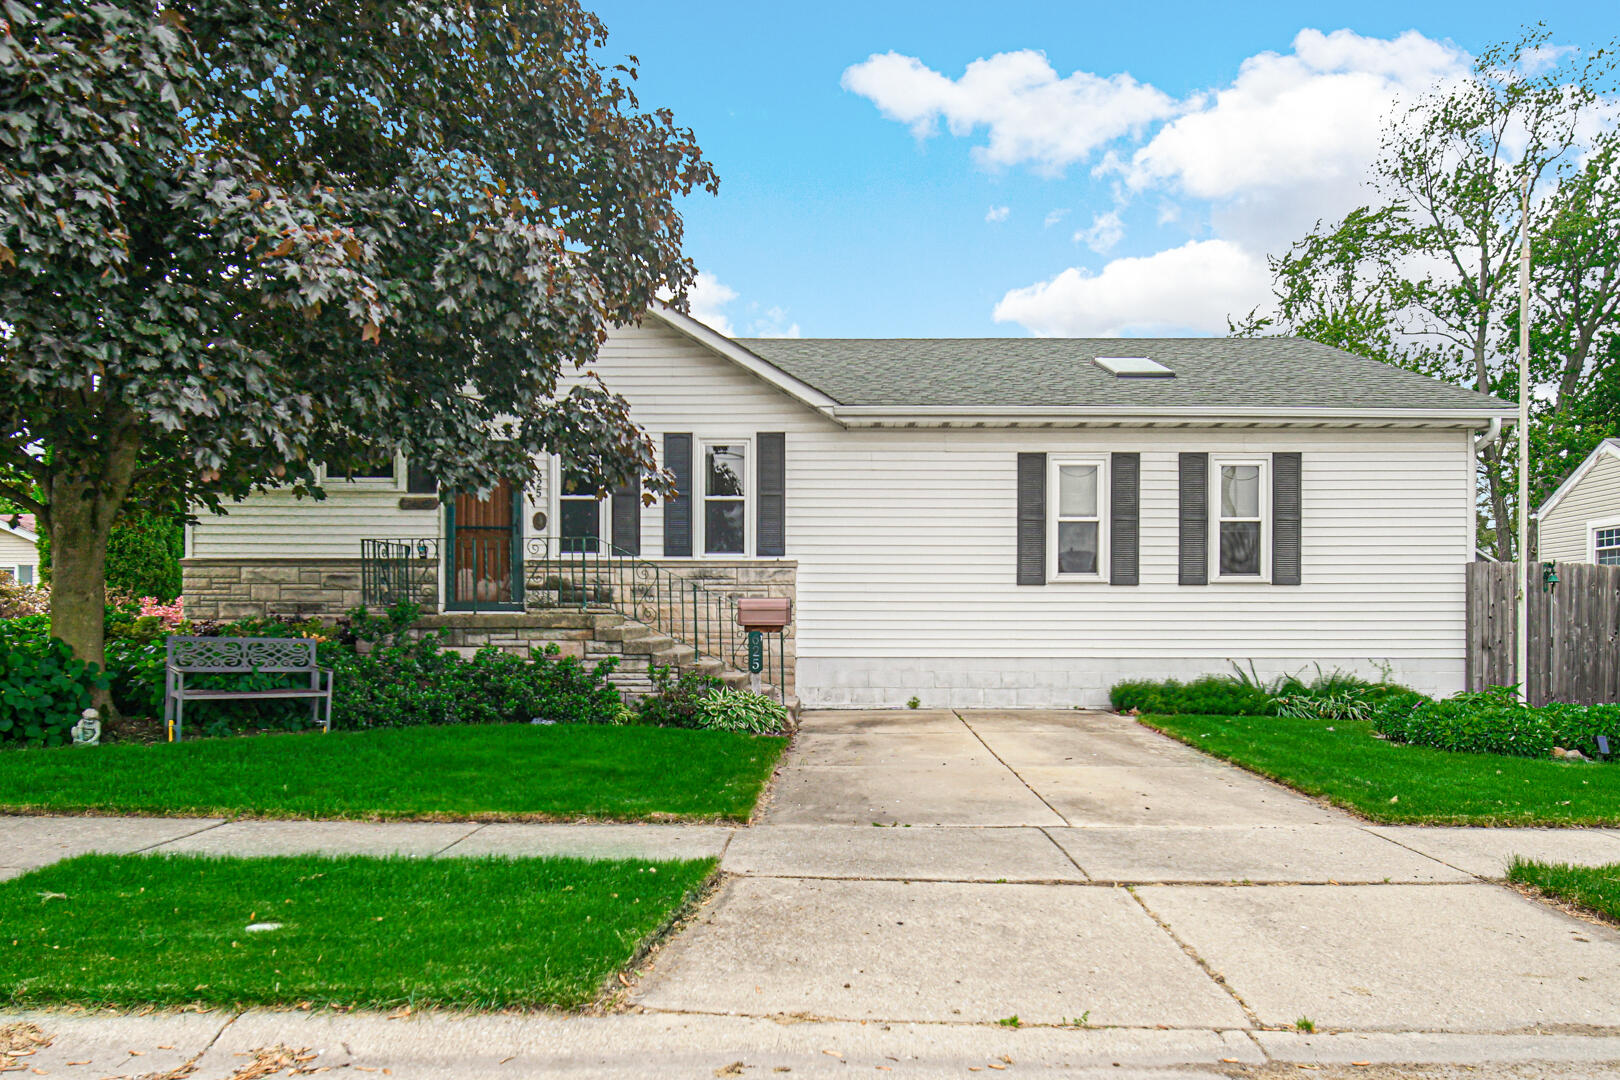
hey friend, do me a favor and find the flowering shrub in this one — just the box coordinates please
[138,596,185,629]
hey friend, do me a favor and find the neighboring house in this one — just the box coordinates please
[184,306,1514,707]
[1537,438,1620,565]
[0,513,39,587]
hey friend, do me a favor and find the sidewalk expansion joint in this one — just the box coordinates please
[1037,825,1093,880]
[135,818,231,853]
[429,822,489,857]
[1126,886,1262,1030]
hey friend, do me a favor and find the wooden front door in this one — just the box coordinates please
[446,479,524,611]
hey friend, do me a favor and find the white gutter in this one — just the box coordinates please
[827,404,1517,426]
[1473,416,1504,451]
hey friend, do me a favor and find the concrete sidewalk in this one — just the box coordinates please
[5,708,1620,1077]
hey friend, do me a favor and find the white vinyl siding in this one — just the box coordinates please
[0,530,39,585]
[1538,451,1620,563]
[190,318,1477,702]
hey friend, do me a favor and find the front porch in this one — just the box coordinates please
[180,543,798,701]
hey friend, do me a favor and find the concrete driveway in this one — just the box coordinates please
[632,709,1620,1051]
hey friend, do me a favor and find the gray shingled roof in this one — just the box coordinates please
[733,337,1511,412]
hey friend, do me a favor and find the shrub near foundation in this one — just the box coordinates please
[1372,687,1620,760]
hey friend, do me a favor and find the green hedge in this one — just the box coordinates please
[1110,676,1275,716]
[1372,688,1620,760]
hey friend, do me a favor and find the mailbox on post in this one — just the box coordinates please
[736,598,791,698]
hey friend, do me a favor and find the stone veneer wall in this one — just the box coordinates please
[181,556,795,695]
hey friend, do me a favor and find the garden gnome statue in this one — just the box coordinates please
[71,708,101,746]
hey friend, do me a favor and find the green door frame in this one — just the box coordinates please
[444,484,525,612]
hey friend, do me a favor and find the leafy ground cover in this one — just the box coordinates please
[0,853,714,1009]
[0,724,785,822]
[1508,859,1620,923]
[1141,713,1620,826]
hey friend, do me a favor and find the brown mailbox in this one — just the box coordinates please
[736,597,791,630]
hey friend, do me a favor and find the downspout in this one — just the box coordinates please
[1473,417,1503,452]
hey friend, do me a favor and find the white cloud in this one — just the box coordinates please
[985,204,1010,223]
[1043,208,1070,227]
[686,273,801,338]
[686,272,738,336]
[1124,30,1469,204]
[993,239,1270,336]
[841,49,1178,172]
[750,306,802,338]
[1075,210,1124,253]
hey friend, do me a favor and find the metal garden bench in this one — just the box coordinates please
[164,636,333,741]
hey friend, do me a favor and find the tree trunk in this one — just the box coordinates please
[44,416,142,712]
[47,481,118,703]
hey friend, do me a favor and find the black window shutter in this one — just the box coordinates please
[1272,452,1302,585]
[1110,452,1140,586]
[663,433,693,557]
[1016,452,1046,586]
[757,432,786,557]
[1178,452,1209,586]
[611,472,641,556]
[405,460,437,494]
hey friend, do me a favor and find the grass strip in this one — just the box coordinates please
[0,852,715,1010]
[1508,859,1620,923]
[1141,712,1620,826]
[0,724,785,822]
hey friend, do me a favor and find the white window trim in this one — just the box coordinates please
[1588,515,1620,565]
[696,436,753,558]
[1211,454,1270,583]
[1047,454,1109,582]
[319,450,405,491]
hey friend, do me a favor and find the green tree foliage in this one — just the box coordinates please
[1234,28,1618,557]
[37,511,184,602]
[0,1,716,680]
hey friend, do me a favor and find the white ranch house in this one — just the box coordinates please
[1537,438,1620,566]
[184,306,1515,707]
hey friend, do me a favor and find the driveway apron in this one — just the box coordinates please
[632,708,1620,1038]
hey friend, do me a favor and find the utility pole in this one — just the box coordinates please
[1516,175,1531,705]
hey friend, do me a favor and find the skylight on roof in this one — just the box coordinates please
[1093,356,1174,378]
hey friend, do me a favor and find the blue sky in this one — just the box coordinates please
[588,1,1610,338]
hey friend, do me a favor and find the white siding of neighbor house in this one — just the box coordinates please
[190,319,1478,705]
[0,531,37,581]
[1538,450,1620,563]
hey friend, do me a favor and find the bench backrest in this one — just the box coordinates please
[166,636,319,673]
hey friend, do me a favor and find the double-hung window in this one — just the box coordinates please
[1595,525,1620,566]
[702,441,748,555]
[1049,456,1107,579]
[558,475,603,553]
[1214,457,1267,579]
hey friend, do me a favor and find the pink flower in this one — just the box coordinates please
[139,595,186,629]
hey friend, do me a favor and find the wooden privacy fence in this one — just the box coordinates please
[1466,561,1620,705]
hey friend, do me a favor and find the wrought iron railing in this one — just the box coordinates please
[358,536,789,699]
[524,536,786,696]
[359,538,440,610]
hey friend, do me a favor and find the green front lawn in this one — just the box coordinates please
[0,724,785,822]
[1142,713,1620,826]
[0,853,714,1009]
[1508,859,1620,923]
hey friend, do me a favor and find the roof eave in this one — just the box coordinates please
[826,404,1518,427]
